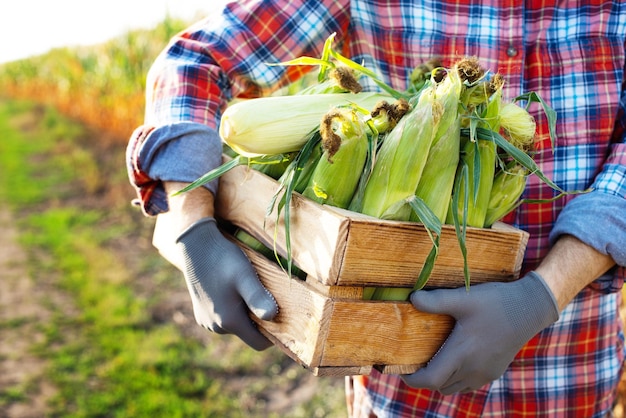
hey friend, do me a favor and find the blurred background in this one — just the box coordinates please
[0,1,346,417]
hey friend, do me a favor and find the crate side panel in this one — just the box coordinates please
[216,162,350,285]
[237,241,333,367]
[334,216,528,287]
[318,300,454,368]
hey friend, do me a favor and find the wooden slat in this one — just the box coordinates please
[216,163,350,284]
[320,300,453,367]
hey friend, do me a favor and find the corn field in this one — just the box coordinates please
[0,15,188,141]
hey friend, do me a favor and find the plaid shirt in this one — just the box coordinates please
[127,0,626,416]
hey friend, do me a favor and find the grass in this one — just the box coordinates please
[0,100,346,417]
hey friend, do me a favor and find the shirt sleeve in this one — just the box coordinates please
[126,0,351,216]
[550,59,626,267]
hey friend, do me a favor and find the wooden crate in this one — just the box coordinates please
[155,158,529,376]
[211,161,529,376]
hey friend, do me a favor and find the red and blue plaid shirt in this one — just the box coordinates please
[127,1,626,416]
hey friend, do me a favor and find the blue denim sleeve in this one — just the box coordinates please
[550,191,626,267]
[139,122,223,198]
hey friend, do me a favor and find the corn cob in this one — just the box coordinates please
[484,163,528,227]
[360,88,442,220]
[499,102,537,151]
[302,107,369,209]
[412,65,464,222]
[447,75,504,228]
[447,138,497,227]
[219,92,389,157]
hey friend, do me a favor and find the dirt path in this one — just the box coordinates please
[0,206,56,417]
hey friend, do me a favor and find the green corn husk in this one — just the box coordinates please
[447,78,503,228]
[447,138,497,228]
[302,107,369,209]
[412,118,461,223]
[360,88,442,220]
[251,152,297,179]
[412,66,464,222]
[484,163,529,227]
[277,139,323,194]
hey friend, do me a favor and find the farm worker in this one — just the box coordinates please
[126,1,626,416]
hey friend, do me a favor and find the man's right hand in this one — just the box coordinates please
[176,217,278,350]
[154,181,278,351]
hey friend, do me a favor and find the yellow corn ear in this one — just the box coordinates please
[360,89,442,220]
[484,163,528,227]
[302,107,369,209]
[499,102,537,151]
[219,92,389,157]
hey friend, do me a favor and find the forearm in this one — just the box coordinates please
[162,181,215,234]
[535,234,616,311]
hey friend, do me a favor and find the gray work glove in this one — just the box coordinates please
[176,217,278,350]
[402,271,559,394]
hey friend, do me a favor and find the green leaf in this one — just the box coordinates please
[470,127,567,193]
[172,154,286,196]
[267,129,322,276]
[451,161,471,289]
[328,49,408,100]
[413,236,440,291]
[405,195,442,289]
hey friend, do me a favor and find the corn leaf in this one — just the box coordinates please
[451,161,471,289]
[406,195,442,290]
[267,56,335,69]
[318,32,336,82]
[412,237,440,291]
[329,49,407,100]
[267,129,322,276]
[470,127,567,193]
[172,154,286,196]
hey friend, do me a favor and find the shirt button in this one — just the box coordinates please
[506,45,518,57]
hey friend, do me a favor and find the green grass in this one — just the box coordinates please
[0,100,346,417]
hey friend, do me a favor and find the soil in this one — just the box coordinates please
[0,206,58,417]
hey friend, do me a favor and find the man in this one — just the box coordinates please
[127,1,626,416]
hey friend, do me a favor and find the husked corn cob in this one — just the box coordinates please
[219,92,388,157]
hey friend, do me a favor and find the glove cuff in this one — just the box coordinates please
[175,217,217,244]
[505,271,560,345]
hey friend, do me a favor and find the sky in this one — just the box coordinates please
[0,0,228,64]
